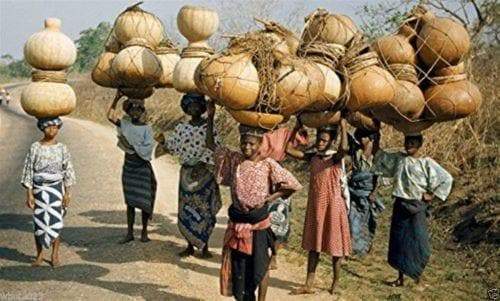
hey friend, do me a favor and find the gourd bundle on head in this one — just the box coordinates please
[172,5,218,94]
[91,2,179,100]
[21,18,77,118]
[370,4,481,134]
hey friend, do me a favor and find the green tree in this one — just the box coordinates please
[74,22,112,72]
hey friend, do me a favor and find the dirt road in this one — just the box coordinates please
[0,86,323,300]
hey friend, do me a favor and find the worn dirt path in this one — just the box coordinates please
[0,86,327,301]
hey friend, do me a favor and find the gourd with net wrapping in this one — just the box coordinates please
[299,111,341,128]
[113,2,165,49]
[173,5,218,93]
[301,9,359,46]
[155,40,180,88]
[92,52,119,88]
[24,18,76,71]
[111,38,163,88]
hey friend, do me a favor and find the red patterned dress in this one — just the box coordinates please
[302,155,352,257]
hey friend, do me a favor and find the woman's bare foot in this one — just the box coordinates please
[31,256,44,267]
[51,256,60,267]
[119,234,134,244]
[179,245,194,257]
[387,279,404,287]
[290,286,316,295]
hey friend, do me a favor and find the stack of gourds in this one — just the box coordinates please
[371,5,481,134]
[21,18,77,118]
[92,2,180,99]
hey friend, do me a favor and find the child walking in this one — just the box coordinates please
[108,91,157,243]
[288,118,351,295]
[373,133,453,287]
[206,102,302,301]
[21,117,76,267]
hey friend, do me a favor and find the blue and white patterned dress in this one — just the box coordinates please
[21,142,76,248]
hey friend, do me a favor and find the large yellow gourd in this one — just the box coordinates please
[21,82,76,118]
[24,18,76,71]
[91,52,118,88]
[155,46,180,88]
[114,3,164,48]
[177,5,219,48]
[302,10,358,46]
[195,53,259,110]
[228,109,284,130]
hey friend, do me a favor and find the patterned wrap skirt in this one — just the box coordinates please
[122,153,157,216]
[178,163,221,249]
[388,197,431,280]
[33,180,65,249]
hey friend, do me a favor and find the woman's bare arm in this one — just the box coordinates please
[206,101,216,151]
[107,90,124,126]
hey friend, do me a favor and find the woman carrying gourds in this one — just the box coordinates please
[108,91,157,243]
[21,117,76,267]
[155,93,221,258]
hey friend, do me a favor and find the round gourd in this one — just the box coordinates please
[177,5,219,48]
[155,47,180,88]
[277,58,325,116]
[371,80,425,124]
[111,40,162,88]
[299,111,341,128]
[195,53,259,110]
[423,76,481,121]
[91,52,118,88]
[21,82,76,117]
[347,65,397,112]
[121,87,154,99]
[173,56,206,93]
[373,34,416,65]
[228,109,284,130]
[434,62,465,76]
[306,63,342,111]
[114,4,164,48]
[24,18,76,71]
[302,12,358,45]
[417,17,470,68]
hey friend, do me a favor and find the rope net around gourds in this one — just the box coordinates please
[374,4,473,123]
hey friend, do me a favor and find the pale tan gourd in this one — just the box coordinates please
[417,17,470,69]
[173,56,206,93]
[372,34,416,65]
[302,10,358,46]
[423,75,481,121]
[91,52,118,88]
[299,111,341,128]
[114,3,164,48]
[345,111,381,132]
[21,82,76,117]
[346,52,397,111]
[195,53,259,110]
[371,80,425,123]
[105,29,122,53]
[305,63,342,111]
[111,39,162,87]
[177,5,219,48]
[276,58,325,116]
[24,18,77,71]
[155,46,180,88]
[228,109,284,129]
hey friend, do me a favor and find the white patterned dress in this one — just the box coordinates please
[21,142,76,248]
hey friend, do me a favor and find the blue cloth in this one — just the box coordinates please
[348,171,384,256]
[37,117,62,131]
[388,197,431,280]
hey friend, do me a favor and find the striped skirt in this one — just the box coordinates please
[122,153,157,216]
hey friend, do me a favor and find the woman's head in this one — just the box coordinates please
[123,99,145,120]
[404,134,423,156]
[181,93,207,117]
[37,117,62,139]
[316,126,338,152]
[239,125,265,159]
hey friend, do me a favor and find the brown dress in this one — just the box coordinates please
[302,155,352,257]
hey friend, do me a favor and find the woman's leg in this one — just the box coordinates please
[120,205,135,243]
[141,210,150,242]
[201,243,212,258]
[329,256,342,294]
[179,242,195,257]
[31,236,43,267]
[388,271,405,287]
[51,237,61,267]
[258,270,270,301]
[291,251,320,294]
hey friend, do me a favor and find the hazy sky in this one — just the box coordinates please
[0,0,374,59]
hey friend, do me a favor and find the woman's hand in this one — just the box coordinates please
[422,192,433,203]
[25,190,35,210]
